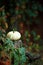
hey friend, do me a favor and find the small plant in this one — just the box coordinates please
[0,30,41,65]
[0,38,27,65]
[0,30,27,65]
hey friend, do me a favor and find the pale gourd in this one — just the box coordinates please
[7,31,21,40]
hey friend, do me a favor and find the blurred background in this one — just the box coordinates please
[0,0,43,65]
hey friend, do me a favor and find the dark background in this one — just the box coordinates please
[0,0,43,39]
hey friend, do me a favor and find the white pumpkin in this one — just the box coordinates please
[7,31,21,40]
[7,31,14,40]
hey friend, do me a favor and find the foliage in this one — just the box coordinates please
[0,30,41,65]
[0,0,43,65]
[0,0,43,30]
[0,31,27,65]
[4,38,26,65]
[22,30,40,45]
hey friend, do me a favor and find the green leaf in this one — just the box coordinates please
[19,47,26,55]
[31,31,36,37]
[26,38,30,42]
[15,10,19,15]
[32,4,38,10]
[25,30,29,37]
